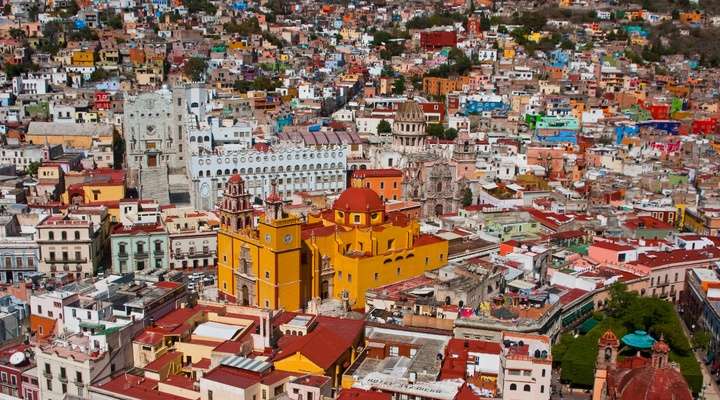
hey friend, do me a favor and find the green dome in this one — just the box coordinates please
[621,330,656,349]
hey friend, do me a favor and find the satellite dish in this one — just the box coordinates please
[9,352,25,366]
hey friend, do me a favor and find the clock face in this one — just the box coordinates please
[283,234,293,244]
[265,233,271,243]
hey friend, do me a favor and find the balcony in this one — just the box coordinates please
[59,375,68,383]
[154,249,165,256]
[135,251,148,259]
[187,250,213,259]
[117,252,129,259]
[45,258,87,264]
[74,381,85,388]
[42,371,51,379]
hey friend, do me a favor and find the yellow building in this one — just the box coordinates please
[26,121,114,149]
[71,50,95,67]
[217,178,449,310]
[217,176,303,310]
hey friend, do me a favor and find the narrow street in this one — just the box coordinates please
[676,309,720,400]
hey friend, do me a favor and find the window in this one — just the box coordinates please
[509,384,517,391]
[540,385,545,393]
[61,232,67,240]
[74,231,80,240]
[10,375,15,386]
[675,272,679,282]
[542,369,546,377]
[46,379,51,391]
[374,272,379,281]
[48,232,54,240]
[60,367,66,379]
[523,385,531,392]
[308,393,313,400]
[61,383,67,394]
[265,271,270,279]
[348,274,352,282]
[208,390,213,400]
[353,214,361,224]
[1,372,7,383]
[262,389,267,400]
[389,346,399,356]
[76,371,82,383]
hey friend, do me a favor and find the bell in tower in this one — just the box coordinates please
[220,175,254,233]
[264,180,284,223]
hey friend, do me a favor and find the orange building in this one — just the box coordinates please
[423,76,461,97]
[350,169,403,202]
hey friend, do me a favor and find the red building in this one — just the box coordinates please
[645,103,670,120]
[418,102,446,122]
[0,343,38,400]
[94,91,111,111]
[420,31,457,50]
[691,118,717,135]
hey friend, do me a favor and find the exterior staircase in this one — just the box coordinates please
[139,166,170,205]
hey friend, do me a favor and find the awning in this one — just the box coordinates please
[578,318,599,334]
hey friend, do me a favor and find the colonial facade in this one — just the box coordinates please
[36,208,109,280]
[371,100,470,217]
[217,176,303,309]
[217,174,449,310]
[162,207,219,269]
[189,144,347,210]
[123,85,207,204]
[0,215,39,283]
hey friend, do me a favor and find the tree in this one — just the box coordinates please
[183,57,207,82]
[462,187,473,207]
[443,128,458,140]
[89,68,111,82]
[9,28,26,41]
[606,282,636,317]
[427,123,445,138]
[393,76,406,95]
[25,161,41,177]
[377,120,392,134]
[692,329,711,351]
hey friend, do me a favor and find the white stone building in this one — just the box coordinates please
[188,144,347,210]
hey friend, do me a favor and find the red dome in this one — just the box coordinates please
[613,366,692,400]
[333,188,384,213]
[228,174,244,184]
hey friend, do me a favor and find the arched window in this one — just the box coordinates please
[199,171,204,177]
[74,231,80,240]
[61,232,67,240]
[216,169,222,176]
[224,169,230,175]
[523,385,531,392]
[509,384,517,391]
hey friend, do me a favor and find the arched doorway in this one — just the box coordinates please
[241,285,249,306]
[321,280,330,299]
[434,203,444,216]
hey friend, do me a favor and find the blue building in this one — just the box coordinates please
[615,124,639,144]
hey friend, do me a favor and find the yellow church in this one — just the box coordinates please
[217,176,448,311]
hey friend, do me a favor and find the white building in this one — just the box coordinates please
[11,76,48,95]
[189,144,347,210]
[498,332,552,400]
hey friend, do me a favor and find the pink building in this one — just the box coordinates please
[629,247,720,302]
[587,240,638,264]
